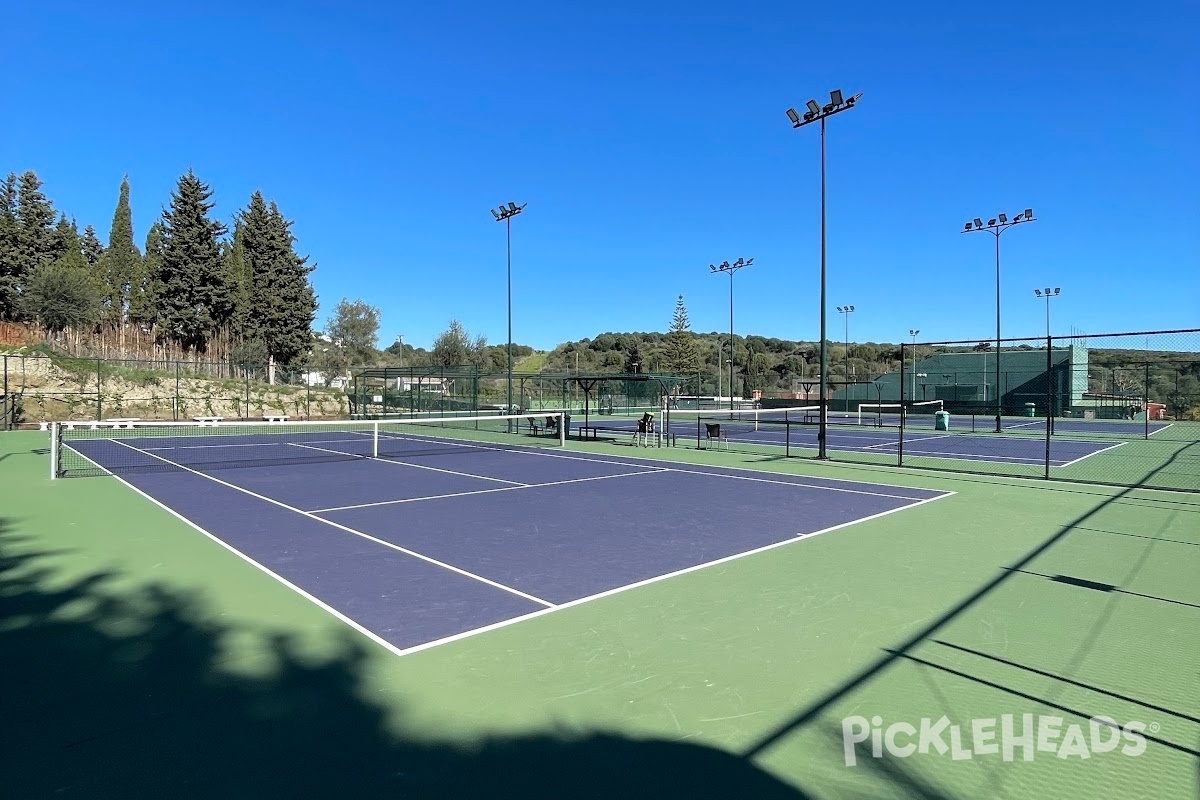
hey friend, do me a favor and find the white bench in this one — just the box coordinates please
[192,416,224,427]
[262,415,290,422]
[60,418,142,431]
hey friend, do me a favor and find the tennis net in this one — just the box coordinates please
[50,412,567,478]
[665,405,818,436]
[856,400,943,426]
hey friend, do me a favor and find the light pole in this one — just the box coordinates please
[837,306,855,380]
[963,209,1036,431]
[909,329,919,402]
[787,88,862,458]
[491,201,526,427]
[1034,287,1060,338]
[715,338,728,404]
[710,258,753,410]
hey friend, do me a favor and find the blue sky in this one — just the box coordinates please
[3,1,1197,351]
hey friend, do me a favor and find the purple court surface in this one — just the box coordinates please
[69,430,951,654]
[640,413,1145,467]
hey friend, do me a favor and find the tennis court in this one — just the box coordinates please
[5,415,1196,799]
[51,415,951,652]
[628,407,1137,468]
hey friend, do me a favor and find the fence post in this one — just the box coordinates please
[244,364,251,420]
[2,354,8,430]
[897,342,906,466]
[174,361,181,421]
[1144,361,1151,439]
[96,358,102,420]
[1043,337,1053,480]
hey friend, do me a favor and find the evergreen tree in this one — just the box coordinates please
[3,171,58,320]
[129,222,163,331]
[624,342,644,373]
[22,222,101,332]
[81,224,105,270]
[223,218,251,343]
[157,170,229,352]
[432,319,479,367]
[0,174,19,320]
[239,194,317,367]
[664,295,700,374]
[101,176,138,330]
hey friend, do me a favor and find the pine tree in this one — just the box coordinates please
[0,174,19,320]
[157,170,229,353]
[4,171,58,320]
[81,224,105,270]
[238,194,317,371]
[101,176,138,333]
[664,295,700,374]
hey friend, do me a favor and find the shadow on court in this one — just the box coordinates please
[0,518,809,800]
[739,442,1199,795]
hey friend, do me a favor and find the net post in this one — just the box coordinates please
[372,421,379,458]
[49,422,59,479]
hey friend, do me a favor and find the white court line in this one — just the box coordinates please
[361,428,948,496]
[108,439,554,608]
[1147,423,1173,437]
[391,490,957,657]
[67,459,415,661]
[81,437,959,661]
[288,442,529,486]
[143,437,367,451]
[374,431,936,501]
[308,469,672,513]
[1054,440,1128,468]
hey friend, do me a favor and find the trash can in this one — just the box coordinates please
[934,410,950,431]
[1024,403,1036,417]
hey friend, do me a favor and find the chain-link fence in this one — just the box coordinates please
[0,353,688,431]
[877,329,1196,491]
[0,354,350,428]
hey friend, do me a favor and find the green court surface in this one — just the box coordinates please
[2,429,1196,798]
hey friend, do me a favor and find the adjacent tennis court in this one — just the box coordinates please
[583,406,1141,468]
[51,415,951,651]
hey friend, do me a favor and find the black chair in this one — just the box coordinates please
[704,422,726,450]
[634,412,655,447]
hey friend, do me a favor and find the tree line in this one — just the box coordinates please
[0,169,316,368]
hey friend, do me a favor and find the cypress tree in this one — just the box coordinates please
[223,217,251,346]
[241,193,317,369]
[101,176,138,331]
[157,170,229,353]
[129,222,163,332]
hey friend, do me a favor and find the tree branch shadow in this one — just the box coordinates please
[0,518,809,799]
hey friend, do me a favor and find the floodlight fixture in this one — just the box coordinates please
[709,257,755,409]
[784,86,863,457]
[786,108,800,124]
[962,207,1039,431]
[492,199,527,430]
